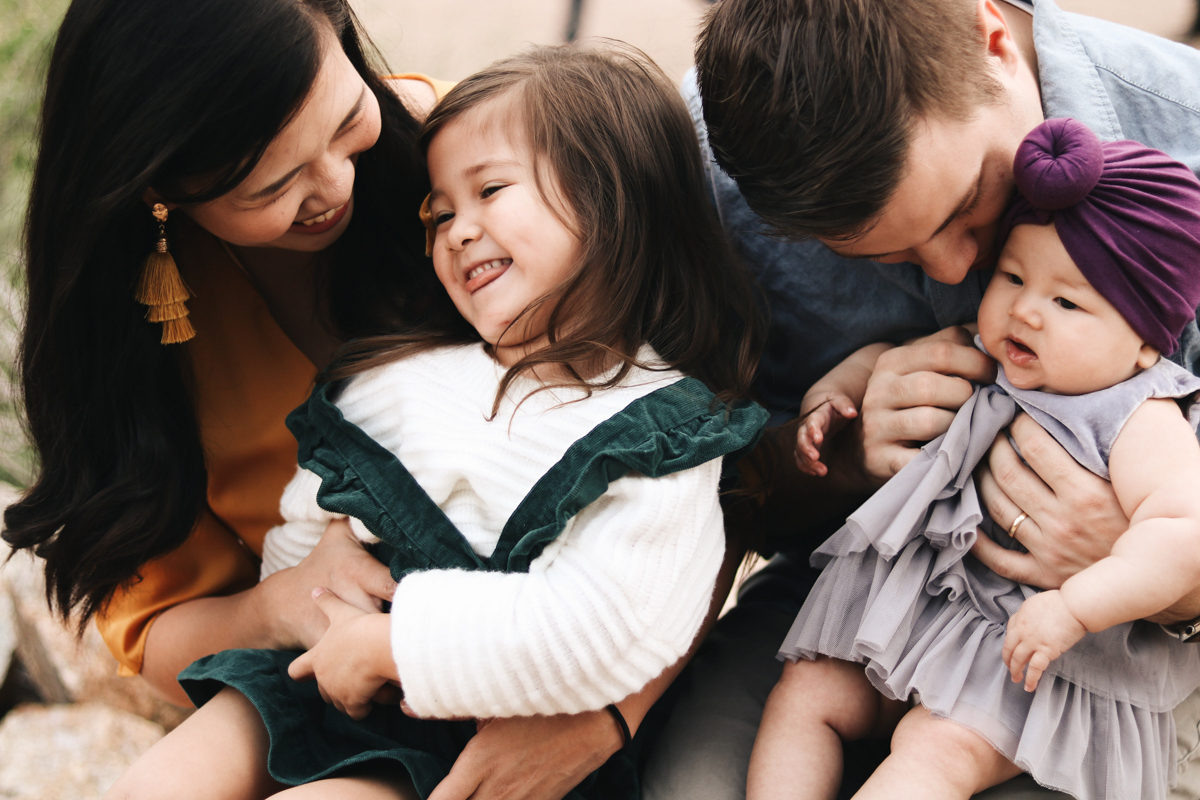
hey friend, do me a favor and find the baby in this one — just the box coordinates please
[750,118,1200,800]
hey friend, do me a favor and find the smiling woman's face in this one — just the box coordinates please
[181,23,381,252]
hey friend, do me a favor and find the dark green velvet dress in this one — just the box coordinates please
[179,376,767,798]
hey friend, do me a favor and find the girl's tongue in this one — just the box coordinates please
[465,259,511,293]
[1005,338,1038,366]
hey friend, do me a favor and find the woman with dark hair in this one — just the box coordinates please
[1,1,713,798]
[2,0,438,694]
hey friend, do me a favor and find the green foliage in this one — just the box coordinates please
[0,0,69,487]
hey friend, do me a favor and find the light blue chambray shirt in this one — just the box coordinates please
[683,0,1200,421]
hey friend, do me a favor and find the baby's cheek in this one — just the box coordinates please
[975,298,1005,353]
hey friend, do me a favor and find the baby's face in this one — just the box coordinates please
[978,222,1159,395]
[425,101,581,366]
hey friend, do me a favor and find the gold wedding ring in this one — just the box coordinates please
[1009,511,1029,541]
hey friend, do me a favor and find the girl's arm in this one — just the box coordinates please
[259,466,383,579]
[1003,398,1200,689]
[427,545,741,800]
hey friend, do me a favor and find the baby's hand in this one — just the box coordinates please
[795,393,859,476]
[1001,590,1087,692]
[288,588,399,720]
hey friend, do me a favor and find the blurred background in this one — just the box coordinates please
[0,1,1198,797]
[352,0,1199,83]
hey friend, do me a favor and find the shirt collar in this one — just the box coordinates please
[998,0,1034,14]
[1029,0,1123,140]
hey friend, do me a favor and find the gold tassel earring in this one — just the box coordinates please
[136,203,195,344]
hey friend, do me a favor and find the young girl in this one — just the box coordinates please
[107,43,766,800]
[748,117,1200,800]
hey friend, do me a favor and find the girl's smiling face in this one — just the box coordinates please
[425,102,582,366]
[978,221,1159,395]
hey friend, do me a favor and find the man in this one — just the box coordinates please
[643,1,1200,798]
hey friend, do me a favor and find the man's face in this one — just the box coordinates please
[819,109,1029,285]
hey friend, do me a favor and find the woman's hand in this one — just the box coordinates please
[288,588,398,720]
[971,413,1128,590]
[139,519,395,706]
[258,519,396,651]
[855,326,996,485]
[428,712,622,800]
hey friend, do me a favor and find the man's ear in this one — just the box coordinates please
[142,188,178,211]
[1136,343,1161,370]
[978,0,1021,80]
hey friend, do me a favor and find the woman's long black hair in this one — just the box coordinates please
[1,0,441,628]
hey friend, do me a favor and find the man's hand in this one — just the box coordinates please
[258,519,397,651]
[857,326,996,484]
[288,588,398,720]
[972,414,1128,589]
[1002,590,1086,692]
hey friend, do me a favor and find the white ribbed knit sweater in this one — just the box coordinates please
[261,344,726,719]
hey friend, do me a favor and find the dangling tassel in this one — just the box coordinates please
[136,203,195,344]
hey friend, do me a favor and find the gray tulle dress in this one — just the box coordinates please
[779,353,1200,800]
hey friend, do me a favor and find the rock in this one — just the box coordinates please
[2,533,191,731]
[0,702,164,800]
[4,548,71,705]
[0,588,14,692]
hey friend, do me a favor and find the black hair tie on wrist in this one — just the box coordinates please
[605,704,632,748]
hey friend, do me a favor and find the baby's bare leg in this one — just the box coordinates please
[104,686,282,800]
[747,656,906,800]
[854,705,1021,800]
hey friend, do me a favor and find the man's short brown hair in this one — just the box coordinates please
[697,0,1002,240]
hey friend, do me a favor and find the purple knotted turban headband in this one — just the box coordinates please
[999,117,1200,355]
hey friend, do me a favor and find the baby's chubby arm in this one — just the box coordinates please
[1004,398,1200,690]
[796,342,894,476]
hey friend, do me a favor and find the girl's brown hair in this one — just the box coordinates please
[332,42,762,408]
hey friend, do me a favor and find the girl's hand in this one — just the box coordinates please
[795,393,858,476]
[288,588,399,720]
[971,414,1128,590]
[258,519,397,651]
[1001,590,1087,692]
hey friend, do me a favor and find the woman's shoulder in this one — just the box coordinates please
[381,73,455,118]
